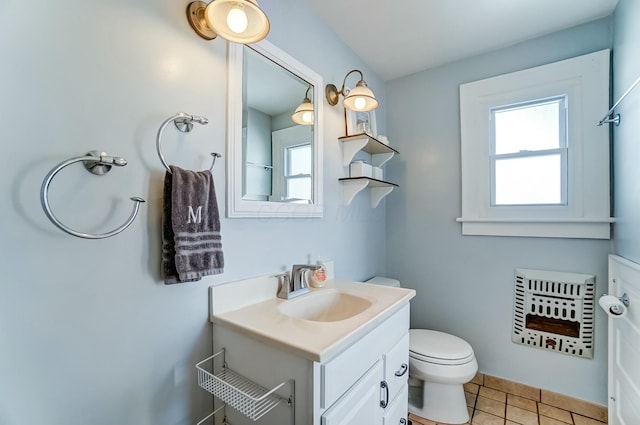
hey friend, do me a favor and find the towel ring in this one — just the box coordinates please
[40,150,146,239]
[156,112,221,173]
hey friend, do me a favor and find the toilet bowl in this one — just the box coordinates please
[366,277,478,424]
[408,329,477,424]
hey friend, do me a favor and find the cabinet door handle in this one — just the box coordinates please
[400,419,407,425]
[394,363,408,377]
[380,381,389,408]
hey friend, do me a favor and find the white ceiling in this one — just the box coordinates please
[305,0,619,81]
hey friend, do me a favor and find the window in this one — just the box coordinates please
[271,125,314,203]
[458,50,613,239]
[490,96,567,206]
[284,143,312,202]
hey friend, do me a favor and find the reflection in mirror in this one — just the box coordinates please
[243,47,312,203]
[227,40,323,218]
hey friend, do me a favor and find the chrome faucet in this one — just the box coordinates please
[276,264,321,299]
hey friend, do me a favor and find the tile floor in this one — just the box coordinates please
[408,373,608,425]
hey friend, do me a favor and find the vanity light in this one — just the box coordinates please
[292,87,314,125]
[325,69,378,112]
[186,0,270,44]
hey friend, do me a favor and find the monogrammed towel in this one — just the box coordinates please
[162,165,224,284]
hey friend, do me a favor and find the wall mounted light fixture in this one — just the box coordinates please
[186,0,270,44]
[325,69,378,111]
[291,87,314,125]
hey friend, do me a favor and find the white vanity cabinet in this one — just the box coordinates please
[320,330,410,425]
[383,333,410,425]
[210,303,410,425]
[320,360,384,425]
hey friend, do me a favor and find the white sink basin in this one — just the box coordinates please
[278,289,373,322]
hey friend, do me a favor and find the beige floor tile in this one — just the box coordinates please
[541,390,607,422]
[465,382,481,394]
[470,372,485,386]
[538,404,572,423]
[479,386,507,403]
[572,413,607,425]
[506,405,539,425]
[507,394,537,413]
[486,375,541,402]
[408,413,437,425]
[476,396,506,417]
[472,410,505,425]
[466,391,479,408]
[539,417,571,425]
[414,376,609,425]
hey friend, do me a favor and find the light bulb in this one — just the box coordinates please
[353,97,367,110]
[227,6,248,34]
[302,111,313,123]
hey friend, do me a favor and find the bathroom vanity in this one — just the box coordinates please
[202,274,415,425]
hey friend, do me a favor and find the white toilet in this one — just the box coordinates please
[366,277,478,424]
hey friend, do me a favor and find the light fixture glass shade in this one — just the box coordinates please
[205,0,270,44]
[343,81,378,111]
[292,98,314,125]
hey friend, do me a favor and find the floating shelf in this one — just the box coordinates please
[339,133,398,167]
[196,349,292,422]
[339,177,398,207]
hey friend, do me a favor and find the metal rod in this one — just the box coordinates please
[40,152,145,239]
[597,74,640,126]
[156,112,221,173]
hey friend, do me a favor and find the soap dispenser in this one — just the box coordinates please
[308,260,327,288]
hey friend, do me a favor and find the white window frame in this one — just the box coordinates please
[284,143,312,201]
[271,125,313,202]
[458,49,613,239]
[489,96,568,207]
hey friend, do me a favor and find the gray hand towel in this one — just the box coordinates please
[162,166,224,284]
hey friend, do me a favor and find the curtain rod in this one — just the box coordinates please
[597,74,640,126]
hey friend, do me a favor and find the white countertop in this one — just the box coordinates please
[209,277,415,363]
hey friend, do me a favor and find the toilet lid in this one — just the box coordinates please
[409,329,475,364]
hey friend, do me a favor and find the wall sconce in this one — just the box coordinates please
[325,69,378,111]
[291,87,314,125]
[186,0,270,44]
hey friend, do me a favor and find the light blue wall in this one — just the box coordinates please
[385,19,613,405]
[0,0,387,424]
[612,0,640,262]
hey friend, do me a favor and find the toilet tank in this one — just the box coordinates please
[366,276,401,288]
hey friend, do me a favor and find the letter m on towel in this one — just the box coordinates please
[187,205,203,224]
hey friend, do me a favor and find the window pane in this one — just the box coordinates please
[287,144,311,175]
[287,176,312,200]
[494,154,562,205]
[494,98,563,155]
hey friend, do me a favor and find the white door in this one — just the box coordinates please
[607,255,640,425]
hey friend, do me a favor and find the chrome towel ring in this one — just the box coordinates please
[156,112,221,173]
[40,150,145,239]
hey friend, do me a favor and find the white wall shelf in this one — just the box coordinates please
[338,133,400,207]
[339,177,398,207]
[339,133,398,167]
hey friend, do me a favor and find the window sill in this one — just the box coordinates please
[455,217,615,239]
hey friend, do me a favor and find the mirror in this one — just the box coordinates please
[227,40,323,218]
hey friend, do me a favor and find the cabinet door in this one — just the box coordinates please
[320,306,408,409]
[384,333,410,403]
[321,361,384,425]
[383,386,409,425]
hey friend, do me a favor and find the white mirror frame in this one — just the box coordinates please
[226,40,324,218]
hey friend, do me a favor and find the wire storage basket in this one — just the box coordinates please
[196,349,290,421]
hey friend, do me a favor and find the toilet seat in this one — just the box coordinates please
[409,329,475,365]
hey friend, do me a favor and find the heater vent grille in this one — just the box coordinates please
[512,268,595,358]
